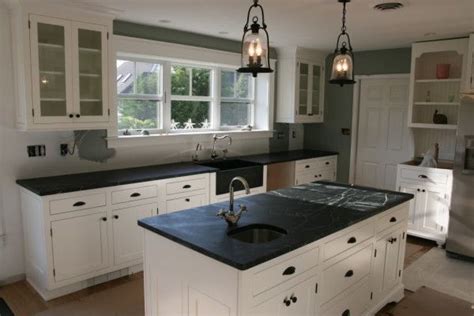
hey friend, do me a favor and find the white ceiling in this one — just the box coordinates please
[54,0,474,51]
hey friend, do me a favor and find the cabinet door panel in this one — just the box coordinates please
[419,188,447,233]
[30,15,73,123]
[72,22,108,122]
[249,275,318,316]
[383,231,402,291]
[297,62,309,117]
[399,184,419,229]
[51,211,108,281]
[112,203,156,265]
[165,193,207,214]
[188,288,231,316]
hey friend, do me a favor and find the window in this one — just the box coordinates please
[170,65,213,129]
[220,70,253,127]
[116,55,259,135]
[117,59,163,132]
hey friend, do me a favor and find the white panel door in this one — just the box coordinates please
[112,203,156,265]
[355,78,412,190]
[51,211,109,281]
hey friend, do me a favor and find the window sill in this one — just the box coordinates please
[106,129,274,148]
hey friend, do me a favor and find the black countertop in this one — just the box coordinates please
[16,150,338,196]
[240,149,338,165]
[138,182,413,270]
[16,163,218,196]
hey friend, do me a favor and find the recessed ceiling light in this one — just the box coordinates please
[373,2,404,11]
[158,19,171,24]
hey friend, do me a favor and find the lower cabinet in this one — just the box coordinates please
[112,203,157,265]
[294,156,337,186]
[249,275,319,316]
[51,211,109,282]
[164,193,207,214]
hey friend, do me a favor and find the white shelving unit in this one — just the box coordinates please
[408,38,469,130]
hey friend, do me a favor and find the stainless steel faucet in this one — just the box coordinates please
[211,134,232,160]
[192,143,202,161]
[217,177,250,226]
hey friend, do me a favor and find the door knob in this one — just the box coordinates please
[290,295,297,303]
[283,298,291,307]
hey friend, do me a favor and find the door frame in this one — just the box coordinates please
[348,74,410,184]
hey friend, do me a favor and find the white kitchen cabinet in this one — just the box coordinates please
[249,275,318,316]
[276,47,326,124]
[396,163,452,245]
[165,193,208,214]
[51,211,109,282]
[295,156,338,185]
[11,4,112,131]
[112,203,157,265]
[464,34,474,93]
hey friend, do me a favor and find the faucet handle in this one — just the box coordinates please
[238,204,247,213]
[217,209,228,217]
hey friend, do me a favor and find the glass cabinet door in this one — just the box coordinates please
[298,62,309,116]
[74,23,108,121]
[310,65,321,116]
[30,16,73,123]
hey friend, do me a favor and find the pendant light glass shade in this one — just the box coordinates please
[329,0,356,86]
[237,0,273,77]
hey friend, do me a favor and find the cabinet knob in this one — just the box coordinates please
[185,198,191,202]
[347,236,357,244]
[69,114,74,118]
[101,217,107,222]
[305,165,310,169]
[283,298,291,307]
[422,189,426,192]
[417,189,420,192]
[76,114,81,118]
[113,215,119,219]
[325,161,330,165]
[290,295,297,303]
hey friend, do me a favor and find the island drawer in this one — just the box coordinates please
[111,185,158,205]
[165,175,208,196]
[295,156,337,173]
[321,244,372,303]
[49,192,106,215]
[399,167,448,186]
[376,205,408,233]
[165,193,208,214]
[252,246,319,296]
[321,278,370,316]
[323,223,375,261]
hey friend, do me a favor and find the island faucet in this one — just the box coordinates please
[217,176,250,226]
[211,134,232,160]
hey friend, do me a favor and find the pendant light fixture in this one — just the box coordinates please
[330,0,356,86]
[237,0,273,77]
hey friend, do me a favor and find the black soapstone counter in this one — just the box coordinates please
[16,163,218,196]
[138,182,413,270]
[240,149,338,165]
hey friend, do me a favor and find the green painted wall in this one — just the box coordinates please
[304,47,412,182]
[113,20,277,58]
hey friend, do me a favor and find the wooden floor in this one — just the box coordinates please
[0,236,436,316]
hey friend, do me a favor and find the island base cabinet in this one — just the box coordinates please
[321,279,371,316]
[51,211,109,282]
[248,275,318,316]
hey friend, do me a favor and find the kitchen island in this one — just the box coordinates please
[138,182,413,316]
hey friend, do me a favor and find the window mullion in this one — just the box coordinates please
[213,68,221,130]
[162,61,172,131]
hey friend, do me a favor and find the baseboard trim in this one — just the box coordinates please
[0,273,26,286]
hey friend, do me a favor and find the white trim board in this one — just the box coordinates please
[348,74,411,184]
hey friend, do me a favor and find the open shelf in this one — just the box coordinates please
[40,70,65,75]
[80,99,102,102]
[414,102,460,106]
[410,123,458,130]
[79,47,101,53]
[40,98,66,102]
[415,78,461,83]
[38,43,64,49]
[80,73,101,78]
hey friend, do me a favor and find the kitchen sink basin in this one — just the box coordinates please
[227,224,287,244]
[196,159,260,171]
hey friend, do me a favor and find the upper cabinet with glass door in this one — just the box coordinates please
[408,38,469,130]
[276,47,326,124]
[464,34,474,94]
[11,6,112,131]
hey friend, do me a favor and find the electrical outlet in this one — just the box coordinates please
[27,145,46,157]
[60,144,69,156]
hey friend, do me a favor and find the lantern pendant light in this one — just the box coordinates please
[237,0,273,77]
[330,0,356,86]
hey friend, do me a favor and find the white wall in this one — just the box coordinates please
[0,4,270,282]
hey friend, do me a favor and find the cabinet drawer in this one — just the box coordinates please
[295,168,336,185]
[399,168,448,186]
[376,205,408,233]
[253,247,319,296]
[321,245,372,303]
[295,156,336,173]
[323,223,374,261]
[165,193,208,214]
[165,176,207,196]
[321,279,370,316]
[49,192,106,215]
[111,185,158,205]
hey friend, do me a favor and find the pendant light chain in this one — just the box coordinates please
[341,1,347,34]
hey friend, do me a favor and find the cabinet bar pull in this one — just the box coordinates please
[130,192,141,198]
[73,201,86,207]
[418,174,428,179]
[390,217,397,223]
[305,165,310,168]
[342,309,351,316]
[347,236,357,244]
[183,184,192,189]
[325,161,330,165]
[282,266,296,275]
[344,270,354,277]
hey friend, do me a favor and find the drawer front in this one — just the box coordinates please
[399,168,448,186]
[321,245,372,303]
[49,193,106,215]
[165,193,207,214]
[322,279,370,316]
[376,205,409,233]
[253,247,319,296]
[111,185,158,205]
[324,223,375,261]
[295,168,336,185]
[165,177,207,196]
[295,156,337,173]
